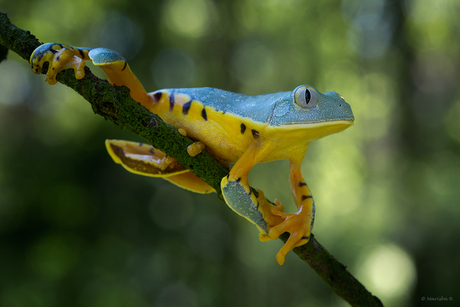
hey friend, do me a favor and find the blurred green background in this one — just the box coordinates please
[1,0,459,306]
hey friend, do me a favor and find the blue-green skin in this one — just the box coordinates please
[162,86,354,126]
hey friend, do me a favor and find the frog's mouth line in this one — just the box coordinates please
[275,119,354,129]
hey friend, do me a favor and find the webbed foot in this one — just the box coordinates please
[267,207,313,265]
[256,192,314,265]
[106,140,214,194]
[221,174,314,265]
[30,43,89,85]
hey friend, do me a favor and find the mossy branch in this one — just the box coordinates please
[0,12,382,307]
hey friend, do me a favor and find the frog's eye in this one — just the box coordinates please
[294,86,318,108]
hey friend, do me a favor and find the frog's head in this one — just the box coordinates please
[269,85,354,140]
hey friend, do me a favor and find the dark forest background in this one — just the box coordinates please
[1,0,459,306]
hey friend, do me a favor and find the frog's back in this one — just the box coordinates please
[148,87,281,162]
[161,87,284,121]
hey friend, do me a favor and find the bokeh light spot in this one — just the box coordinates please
[356,244,416,302]
[0,60,32,106]
[162,0,213,38]
[27,234,81,281]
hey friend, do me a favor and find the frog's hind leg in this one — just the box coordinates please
[88,48,152,106]
[106,140,214,194]
[30,43,152,106]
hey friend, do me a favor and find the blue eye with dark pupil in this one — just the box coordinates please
[305,89,311,104]
[294,85,318,108]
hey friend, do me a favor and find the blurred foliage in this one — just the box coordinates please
[1,0,460,306]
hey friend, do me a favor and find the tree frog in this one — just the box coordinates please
[30,43,354,265]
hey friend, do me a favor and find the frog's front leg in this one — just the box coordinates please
[30,43,152,106]
[222,143,315,265]
[221,141,280,229]
[220,141,289,258]
[266,159,315,265]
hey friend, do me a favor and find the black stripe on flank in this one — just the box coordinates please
[169,94,175,111]
[153,92,162,103]
[78,48,85,58]
[122,61,127,71]
[301,195,313,201]
[240,123,246,134]
[182,101,192,115]
[201,108,208,121]
[251,129,260,139]
[298,182,307,187]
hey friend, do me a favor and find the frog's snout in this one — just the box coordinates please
[324,91,354,122]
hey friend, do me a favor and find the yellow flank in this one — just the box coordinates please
[171,93,192,106]
[148,91,268,163]
[187,142,205,157]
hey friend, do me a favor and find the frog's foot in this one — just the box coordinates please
[106,139,214,193]
[105,139,185,175]
[30,43,89,85]
[256,190,285,243]
[258,198,284,242]
[267,203,314,265]
[254,190,312,264]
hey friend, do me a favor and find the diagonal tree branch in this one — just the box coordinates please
[0,12,382,307]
